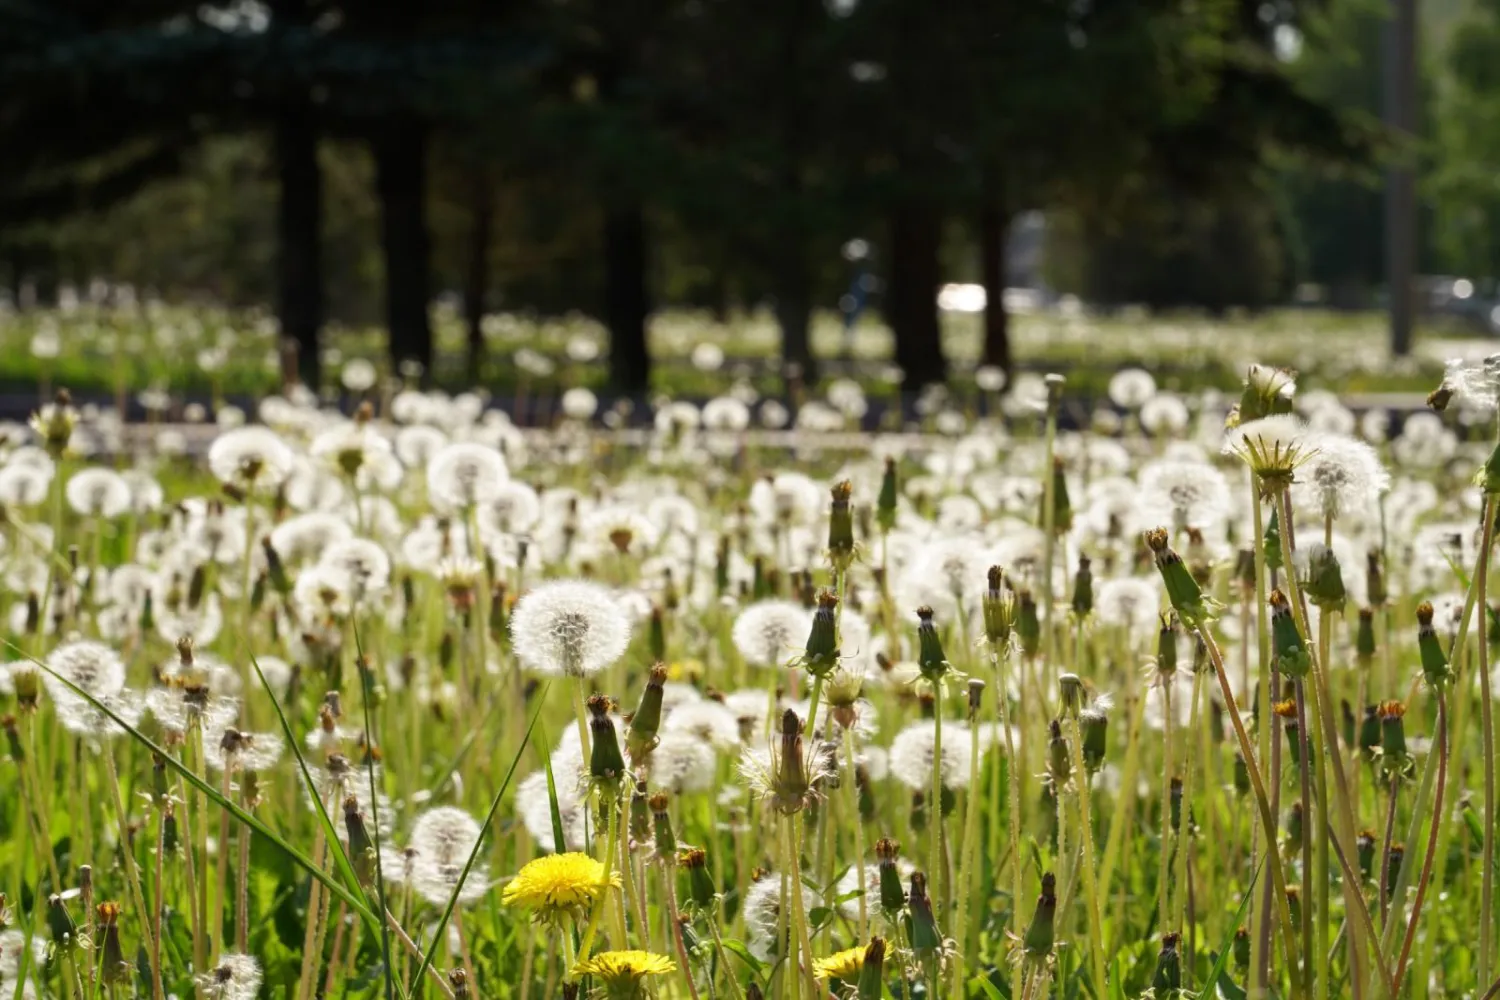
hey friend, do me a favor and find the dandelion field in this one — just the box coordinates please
[5,359,1500,1000]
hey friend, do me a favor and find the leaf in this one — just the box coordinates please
[9,640,378,928]
[973,974,1006,1000]
[408,682,549,996]
[1203,857,1262,1000]
[539,719,568,853]
[720,938,766,974]
[808,906,832,930]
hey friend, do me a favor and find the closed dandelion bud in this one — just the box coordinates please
[1275,699,1300,766]
[439,630,455,671]
[188,563,208,610]
[1270,590,1310,677]
[772,709,809,811]
[491,585,509,645]
[1233,926,1251,969]
[1366,551,1386,607]
[10,665,37,712]
[2,717,22,762]
[914,606,948,682]
[857,767,876,820]
[630,781,651,842]
[1040,782,1059,844]
[875,839,906,914]
[1341,699,1356,751]
[1081,707,1108,772]
[589,695,626,789]
[344,796,375,887]
[139,591,154,633]
[1169,776,1184,832]
[648,606,667,664]
[680,848,715,909]
[47,894,76,951]
[1152,933,1182,993]
[1380,701,1409,778]
[1302,546,1346,612]
[1042,458,1072,534]
[983,566,1017,646]
[96,901,129,984]
[262,538,291,594]
[402,574,416,611]
[1286,886,1301,925]
[250,572,267,612]
[628,664,668,762]
[1157,616,1179,678]
[1045,372,1066,409]
[1385,846,1405,900]
[1416,603,1450,688]
[1016,590,1041,657]
[1023,872,1057,958]
[857,938,886,1000]
[744,984,763,1000]
[1235,548,1256,592]
[1237,365,1296,423]
[1071,555,1093,617]
[877,458,899,533]
[1058,673,1084,716]
[967,678,985,720]
[1285,801,1304,848]
[1264,508,1283,571]
[163,805,180,854]
[449,969,471,1000]
[1357,830,1377,881]
[804,592,841,678]
[1356,608,1377,663]
[1047,720,1071,787]
[1146,528,1218,626]
[828,480,856,571]
[1359,705,1380,759]
[907,872,941,954]
[650,792,676,856]
[1233,754,1250,796]
[939,785,956,818]
[910,791,927,833]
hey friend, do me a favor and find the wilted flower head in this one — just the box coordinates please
[510,580,631,678]
[1225,416,1314,496]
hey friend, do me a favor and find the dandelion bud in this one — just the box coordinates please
[907,872,941,954]
[803,592,841,679]
[1340,699,1356,751]
[1157,615,1179,678]
[1301,546,1346,612]
[1233,925,1251,969]
[1047,720,1071,787]
[877,458,898,534]
[1358,705,1380,759]
[828,480,856,572]
[1151,933,1182,993]
[1169,775,1184,832]
[439,630,455,671]
[96,901,129,984]
[1023,872,1057,958]
[1235,548,1256,593]
[1366,551,1386,607]
[772,708,810,812]
[875,839,906,914]
[1269,590,1310,677]
[1357,830,1377,881]
[1042,458,1072,534]
[2,717,22,762]
[46,894,76,951]
[1058,673,1084,716]
[1016,590,1041,657]
[1416,602,1450,688]
[261,538,291,595]
[649,792,676,856]
[1385,846,1405,901]
[1235,365,1296,423]
[449,969,471,1000]
[627,664,668,763]
[163,805,180,854]
[1379,701,1409,779]
[982,566,1016,646]
[187,563,208,610]
[1233,754,1250,796]
[1356,608,1377,664]
[630,780,651,842]
[680,848,716,909]
[1275,699,1300,765]
[1146,528,1218,627]
[745,984,764,1000]
[1080,705,1108,771]
[914,606,948,682]
[22,592,38,636]
[1071,554,1093,618]
[857,938,886,1000]
[589,695,626,789]
[1284,800,1304,849]
[967,678,985,720]
[344,796,375,887]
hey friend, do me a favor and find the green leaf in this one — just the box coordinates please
[720,938,766,974]
[973,974,1006,1000]
[1203,857,1263,1000]
[408,682,549,996]
[539,719,568,852]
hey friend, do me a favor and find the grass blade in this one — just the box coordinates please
[409,682,549,996]
[538,719,568,852]
[8,640,378,928]
[1203,856,1262,999]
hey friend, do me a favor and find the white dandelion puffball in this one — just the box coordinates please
[1292,433,1390,521]
[510,580,632,678]
[731,600,811,668]
[199,953,263,1000]
[43,640,127,715]
[65,468,132,518]
[1108,367,1157,409]
[409,806,489,907]
[427,441,508,511]
[889,719,975,790]
[207,426,295,493]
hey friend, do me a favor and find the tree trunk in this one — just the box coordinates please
[374,122,433,381]
[604,204,650,394]
[980,206,1011,374]
[275,101,323,390]
[774,254,814,386]
[888,205,946,391]
[465,167,492,385]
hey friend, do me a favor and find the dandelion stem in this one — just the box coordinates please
[1066,710,1107,994]
[1478,495,1498,990]
[1392,694,1449,995]
[104,747,161,1000]
[1158,677,1172,934]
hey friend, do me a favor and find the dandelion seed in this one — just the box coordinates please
[510,580,631,678]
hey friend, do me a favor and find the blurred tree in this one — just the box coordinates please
[1432,0,1500,283]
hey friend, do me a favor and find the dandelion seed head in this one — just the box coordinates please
[198,953,262,1000]
[888,719,974,790]
[427,442,508,512]
[731,601,811,668]
[207,427,295,494]
[1292,433,1390,521]
[510,580,632,678]
[64,468,131,518]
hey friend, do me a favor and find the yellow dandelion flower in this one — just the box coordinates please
[813,945,867,981]
[502,853,619,921]
[573,950,675,995]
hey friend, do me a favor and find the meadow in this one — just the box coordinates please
[2,325,1500,1000]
